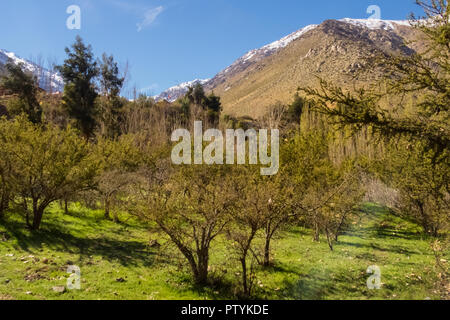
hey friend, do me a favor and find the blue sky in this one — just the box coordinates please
[0,0,422,96]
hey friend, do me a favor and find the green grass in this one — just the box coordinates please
[0,202,447,300]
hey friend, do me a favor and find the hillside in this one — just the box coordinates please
[155,18,422,118]
[213,20,420,117]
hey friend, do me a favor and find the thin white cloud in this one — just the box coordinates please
[137,6,164,32]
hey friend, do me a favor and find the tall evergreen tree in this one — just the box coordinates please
[99,53,124,98]
[183,83,222,125]
[97,53,125,138]
[57,36,99,138]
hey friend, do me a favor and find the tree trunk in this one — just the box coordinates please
[0,190,8,219]
[25,206,31,228]
[311,212,320,242]
[240,229,258,297]
[313,222,320,242]
[32,207,44,231]
[335,215,346,242]
[186,254,202,285]
[196,249,209,285]
[159,223,208,286]
[177,242,204,285]
[112,210,120,223]
[241,257,248,297]
[430,225,439,238]
[104,198,110,219]
[64,198,69,215]
[263,236,272,266]
[325,228,334,251]
[0,195,6,219]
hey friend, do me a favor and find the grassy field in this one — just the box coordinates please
[0,202,447,300]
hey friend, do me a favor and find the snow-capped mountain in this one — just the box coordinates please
[153,18,412,102]
[0,49,64,93]
[211,17,412,84]
[153,79,210,102]
[216,17,418,116]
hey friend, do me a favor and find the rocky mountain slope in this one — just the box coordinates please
[155,18,421,117]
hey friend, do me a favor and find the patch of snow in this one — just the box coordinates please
[339,18,411,30]
[243,51,256,62]
[173,78,210,90]
[261,24,318,51]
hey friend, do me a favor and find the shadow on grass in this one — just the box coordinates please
[336,240,418,256]
[281,271,334,300]
[372,227,426,241]
[281,267,369,300]
[0,215,156,268]
[262,263,303,277]
[352,203,426,241]
[285,228,310,237]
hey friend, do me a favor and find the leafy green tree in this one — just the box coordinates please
[94,135,142,222]
[259,176,296,266]
[236,171,296,267]
[226,167,266,297]
[1,62,42,123]
[57,36,99,138]
[281,131,330,241]
[99,53,125,98]
[314,167,365,250]
[0,116,97,230]
[376,140,449,236]
[281,130,365,246]
[134,164,237,285]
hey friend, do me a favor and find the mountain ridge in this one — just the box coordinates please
[154,18,413,106]
[215,18,420,117]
